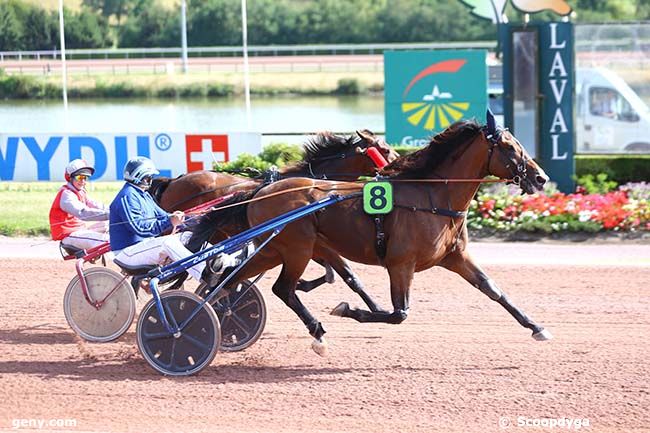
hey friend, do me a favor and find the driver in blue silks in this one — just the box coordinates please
[109,156,239,286]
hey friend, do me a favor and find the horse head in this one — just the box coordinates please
[483,110,549,194]
[299,130,400,180]
[354,129,400,168]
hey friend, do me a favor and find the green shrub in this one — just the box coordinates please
[333,78,363,95]
[95,81,147,98]
[259,142,303,166]
[0,74,37,99]
[206,83,234,97]
[575,173,617,194]
[177,83,207,98]
[214,153,271,175]
[576,155,650,183]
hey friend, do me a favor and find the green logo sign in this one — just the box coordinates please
[384,50,488,146]
[363,182,393,215]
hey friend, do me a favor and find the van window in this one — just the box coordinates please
[489,92,504,115]
[589,87,638,122]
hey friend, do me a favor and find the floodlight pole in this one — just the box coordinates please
[242,0,252,129]
[58,0,68,109]
[181,0,188,73]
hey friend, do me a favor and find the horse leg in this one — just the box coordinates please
[331,263,412,324]
[440,251,552,341]
[296,246,387,313]
[296,258,335,291]
[271,256,331,356]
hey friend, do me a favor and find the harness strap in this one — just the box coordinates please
[373,215,387,260]
[393,204,467,218]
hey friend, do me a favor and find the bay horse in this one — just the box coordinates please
[153,130,399,293]
[190,112,553,355]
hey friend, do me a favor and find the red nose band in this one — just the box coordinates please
[366,147,388,168]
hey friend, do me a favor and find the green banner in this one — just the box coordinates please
[384,50,488,146]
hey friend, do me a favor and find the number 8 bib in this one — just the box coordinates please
[363,182,393,214]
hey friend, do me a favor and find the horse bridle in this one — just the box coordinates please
[483,126,528,186]
[306,136,388,178]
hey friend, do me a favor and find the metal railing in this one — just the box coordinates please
[0,41,497,62]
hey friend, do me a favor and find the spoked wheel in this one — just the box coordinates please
[196,280,267,352]
[136,290,220,376]
[63,267,136,343]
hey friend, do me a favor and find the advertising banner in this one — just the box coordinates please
[384,50,488,146]
[0,132,261,181]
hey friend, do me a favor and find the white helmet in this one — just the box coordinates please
[123,156,159,188]
[65,159,94,181]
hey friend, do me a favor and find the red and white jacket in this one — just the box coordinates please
[49,183,109,240]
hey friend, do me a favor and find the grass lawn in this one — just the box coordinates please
[0,182,121,236]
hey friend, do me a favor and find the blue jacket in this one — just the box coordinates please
[109,182,172,251]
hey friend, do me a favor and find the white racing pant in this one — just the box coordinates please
[113,232,238,282]
[61,223,110,250]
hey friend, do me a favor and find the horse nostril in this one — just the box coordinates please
[536,175,547,185]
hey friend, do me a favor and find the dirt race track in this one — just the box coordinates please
[0,241,648,433]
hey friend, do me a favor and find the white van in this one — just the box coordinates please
[576,67,650,153]
[489,67,650,153]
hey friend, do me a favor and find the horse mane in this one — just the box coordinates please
[301,132,355,164]
[380,120,482,178]
[186,190,255,252]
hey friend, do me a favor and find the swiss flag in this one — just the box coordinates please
[185,135,229,172]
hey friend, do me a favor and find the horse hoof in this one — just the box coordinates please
[532,328,553,341]
[311,338,328,356]
[324,265,336,284]
[330,302,349,317]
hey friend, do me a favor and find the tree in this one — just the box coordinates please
[119,2,180,47]
[63,8,111,49]
[0,3,23,51]
[83,0,134,25]
[22,8,58,50]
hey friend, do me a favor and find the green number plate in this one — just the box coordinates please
[363,182,393,214]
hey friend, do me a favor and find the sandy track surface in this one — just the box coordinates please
[0,246,648,432]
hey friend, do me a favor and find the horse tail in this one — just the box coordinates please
[186,190,255,252]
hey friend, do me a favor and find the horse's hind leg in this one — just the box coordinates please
[306,246,387,313]
[439,250,552,341]
[331,263,412,323]
[296,258,335,292]
[271,255,331,355]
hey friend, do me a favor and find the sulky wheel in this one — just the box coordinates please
[196,280,267,352]
[136,290,220,376]
[63,267,136,343]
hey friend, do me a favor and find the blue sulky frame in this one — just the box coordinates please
[145,192,358,337]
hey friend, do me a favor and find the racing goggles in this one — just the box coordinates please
[73,174,89,181]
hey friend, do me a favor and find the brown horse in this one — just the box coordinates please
[150,130,398,211]
[154,130,399,293]
[190,112,552,355]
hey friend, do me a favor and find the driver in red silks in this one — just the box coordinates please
[49,159,109,251]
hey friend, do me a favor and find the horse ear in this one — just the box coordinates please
[486,108,496,134]
[356,129,374,141]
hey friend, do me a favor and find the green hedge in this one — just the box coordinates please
[575,155,650,184]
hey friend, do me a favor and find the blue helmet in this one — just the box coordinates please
[123,156,159,188]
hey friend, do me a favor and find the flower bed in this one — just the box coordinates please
[468,182,650,234]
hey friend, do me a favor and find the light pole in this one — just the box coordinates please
[242,0,252,129]
[181,0,188,73]
[58,0,68,109]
